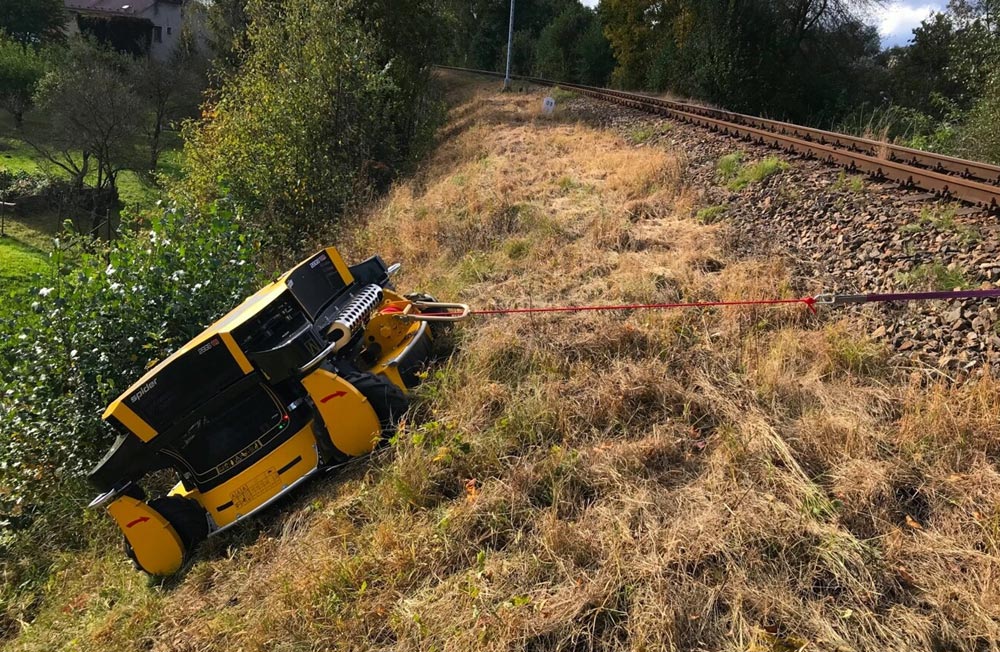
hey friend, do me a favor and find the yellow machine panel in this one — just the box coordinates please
[301,370,383,456]
[195,422,321,527]
[108,497,185,576]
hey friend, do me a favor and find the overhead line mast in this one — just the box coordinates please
[504,0,515,90]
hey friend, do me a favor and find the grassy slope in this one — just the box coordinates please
[7,73,1000,651]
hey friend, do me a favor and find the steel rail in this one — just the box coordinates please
[556,83,1000,185]
[438,65,1000,210]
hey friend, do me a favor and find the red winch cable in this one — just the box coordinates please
[417,288,1000,321]
[468,296,819,316]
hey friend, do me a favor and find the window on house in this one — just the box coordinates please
[153,26,162,43]
[167,27,172,36]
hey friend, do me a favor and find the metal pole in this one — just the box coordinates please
[504,0,515,90]
[0,202,14,238]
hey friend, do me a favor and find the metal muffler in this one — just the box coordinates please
[326,284,384,352]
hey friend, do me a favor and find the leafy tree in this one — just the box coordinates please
[534,3,615,85]
[204,0,251,75]
[132,49,207,171]
[0,0,64,45]
[25,40,145,221]
[600,0,881,120]
[444,0,583,74]
[345,0,448,174]
[0,35,47,128]
[959,74,1000,162]
[598,0,658,88]
[884,14,972,115]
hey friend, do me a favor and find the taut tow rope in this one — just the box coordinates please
[404,288,1000,322]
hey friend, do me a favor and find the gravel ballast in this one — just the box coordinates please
[554,89,1000,378]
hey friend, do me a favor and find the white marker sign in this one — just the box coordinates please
[542,97,556,115]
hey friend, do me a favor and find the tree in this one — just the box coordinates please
[0,0,65,45]
[534,4,614,85]
[959,75,1000,162]
[0,35,47,128]
[444,0,583,74]
[599,0,882,119]
[598,0,659,88]
[26,40,144,225]
[132,45,207,171]
[204,0,251,75]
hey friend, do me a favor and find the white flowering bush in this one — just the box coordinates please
[0,200,262,581]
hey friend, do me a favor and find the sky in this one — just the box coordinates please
[577,0,947,48]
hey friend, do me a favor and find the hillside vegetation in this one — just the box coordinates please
[0,1,445,623]
[6,72,1000,652]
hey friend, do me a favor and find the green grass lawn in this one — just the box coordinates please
[0,235,48,290]
[0,135,45,175]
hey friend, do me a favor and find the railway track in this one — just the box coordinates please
[438,65,1000,210]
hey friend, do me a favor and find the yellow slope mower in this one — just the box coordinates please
[88,247,467,576]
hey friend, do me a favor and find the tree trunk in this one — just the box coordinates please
[149,108,164,171]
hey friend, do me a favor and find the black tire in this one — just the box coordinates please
[148,496,210,554]
[341,370,409,438]
[123,538,140,570]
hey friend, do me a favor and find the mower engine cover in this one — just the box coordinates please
[87,247,439,576]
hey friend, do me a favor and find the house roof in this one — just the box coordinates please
[64,0,182,18]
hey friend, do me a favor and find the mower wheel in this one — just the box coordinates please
[148,496,210,554]
[341,370,409,438]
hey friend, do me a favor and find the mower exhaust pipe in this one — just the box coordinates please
[327,284,384,352]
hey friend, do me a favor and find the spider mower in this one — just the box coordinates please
[87,247,467,576]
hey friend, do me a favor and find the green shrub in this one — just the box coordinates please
[718,154,788,191]
[695,205,727,223]
[958,77,1000,164]
[550,86,578,103]
[832,172,865,194]
[183,0,444,254]
[628,123,671,144]
[0,200,262,599]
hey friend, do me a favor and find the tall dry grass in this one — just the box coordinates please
[7,71,1000,652]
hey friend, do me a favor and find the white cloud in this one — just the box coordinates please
[870,1,943,45]
[580,0,599,7]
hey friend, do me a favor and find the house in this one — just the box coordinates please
[63,0,189,60]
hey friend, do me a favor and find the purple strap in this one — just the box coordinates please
[866,289,1000,302]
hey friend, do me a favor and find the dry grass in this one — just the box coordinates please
[8,71,1000,652]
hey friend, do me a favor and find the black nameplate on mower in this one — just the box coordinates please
[246,323,324,383]
[126,342,245,435]
[287,250,350,319]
